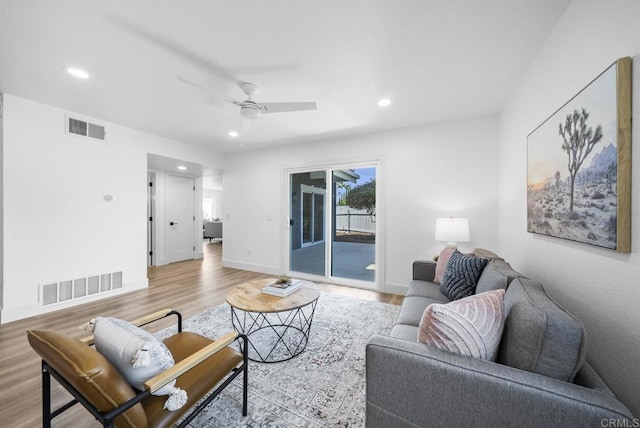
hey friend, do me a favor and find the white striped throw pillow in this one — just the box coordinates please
[418,289,505,361]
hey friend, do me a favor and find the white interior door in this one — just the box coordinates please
[165,175,195,263]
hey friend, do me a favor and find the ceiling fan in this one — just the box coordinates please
[115,19,316,122]
[232,81,316,120]
[178,77,317,121]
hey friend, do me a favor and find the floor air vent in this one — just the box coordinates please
[40,271,123,306]
[67,116,106,141]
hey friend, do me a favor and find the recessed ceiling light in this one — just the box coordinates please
[64,66,90,79]
[228,131,239,138]
[377,98,391,107]
[177,166,187,171]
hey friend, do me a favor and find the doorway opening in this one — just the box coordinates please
[147,153,204,266]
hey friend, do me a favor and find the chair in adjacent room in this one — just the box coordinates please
[204,220,223,242]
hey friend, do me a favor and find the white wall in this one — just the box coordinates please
[498,0,640,416]
[1,95,224,322]
[223,115,499,292]
[203,189,224,220]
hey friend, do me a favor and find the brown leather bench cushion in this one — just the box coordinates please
[143,332,244,428]
[27,329,149,428]
[29,330,244,428]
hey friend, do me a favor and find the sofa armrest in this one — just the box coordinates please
[412,260,436,281]
[365,335,633,428]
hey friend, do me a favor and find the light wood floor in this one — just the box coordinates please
[0,242,402,427]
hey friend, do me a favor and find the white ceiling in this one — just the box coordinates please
[0,1,570,154]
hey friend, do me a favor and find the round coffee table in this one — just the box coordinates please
[226,279,320,363]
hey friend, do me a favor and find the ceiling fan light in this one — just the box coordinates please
[241,104,261,120]
[377,98,391,107]
[228,131,239,137]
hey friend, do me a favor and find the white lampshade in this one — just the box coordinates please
[435,218,470,249]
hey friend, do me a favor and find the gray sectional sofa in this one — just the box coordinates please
[365,249,634,427]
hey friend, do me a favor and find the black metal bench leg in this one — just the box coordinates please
[42,361,51,428]
[242,334,248,416]
[242,363,248,416]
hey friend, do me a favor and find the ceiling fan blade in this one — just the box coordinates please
[229,62,300,76]
[177,76,217,94]
[257,102,317,114]
[115,18,300,88]
[177,76,241,105]
[114,17,240,83]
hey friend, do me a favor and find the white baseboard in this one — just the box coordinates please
[0,277,148,324]
[155,253,203,266]
[383,282,408,295]
[222,259,280,276]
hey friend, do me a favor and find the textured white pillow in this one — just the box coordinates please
[92,317,187,410]
[418,289,505,361]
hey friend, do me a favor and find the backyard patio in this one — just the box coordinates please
[290,240,375,282]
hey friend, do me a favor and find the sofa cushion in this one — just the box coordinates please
[406,280,451,302]
[433,247,455,284]
[418,289,505,361]
[396,296,445,326]
[469,248,503,260]
[389,324,420,341]
[413,260,437,282]
[440,251,488,300]
[498,278,586,382]
[475,259,522,294]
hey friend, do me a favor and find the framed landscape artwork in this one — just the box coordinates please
[527,57,631,252]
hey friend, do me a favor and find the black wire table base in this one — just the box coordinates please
[230,299,318,363]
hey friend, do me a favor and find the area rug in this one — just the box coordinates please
[157,292,399,427]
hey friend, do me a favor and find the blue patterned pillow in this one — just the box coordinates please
[440,251,488,300]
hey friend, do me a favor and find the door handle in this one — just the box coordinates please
[170,222,178,226]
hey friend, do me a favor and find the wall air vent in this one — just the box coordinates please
[66,116,106,141]
[88,122,106,140]
[40,271,123,307]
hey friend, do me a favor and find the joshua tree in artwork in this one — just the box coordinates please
[558,108,603,213]
[607,162,615,191]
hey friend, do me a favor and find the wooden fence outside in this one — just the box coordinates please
[335,206,375,233]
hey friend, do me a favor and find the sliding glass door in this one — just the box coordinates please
[290,171,326,276]
[332,167,376,282]
[288,165,377,286]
